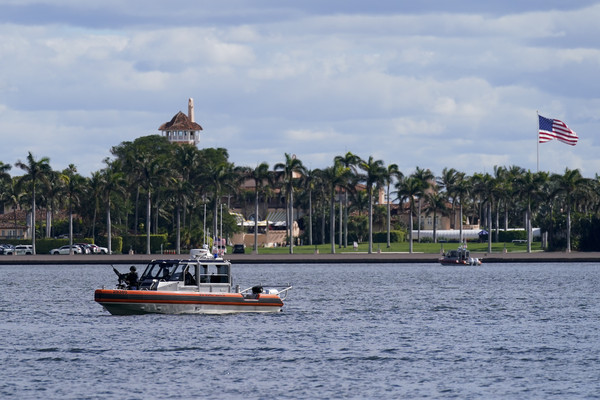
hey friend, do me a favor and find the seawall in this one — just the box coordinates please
[2,251,600,265]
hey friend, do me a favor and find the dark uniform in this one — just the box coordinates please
[125,266,139,290]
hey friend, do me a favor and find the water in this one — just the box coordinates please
[1,262,600,399]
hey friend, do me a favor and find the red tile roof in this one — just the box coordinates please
[158,111,203,131]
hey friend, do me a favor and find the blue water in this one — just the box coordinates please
[1,262,599,399]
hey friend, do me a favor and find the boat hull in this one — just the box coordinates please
[94,289,284,315]
[439,258,482,266]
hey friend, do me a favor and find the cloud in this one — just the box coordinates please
[1,1,600,179]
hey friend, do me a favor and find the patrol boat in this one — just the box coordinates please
[94,250,292,315]
[439,244,482,266]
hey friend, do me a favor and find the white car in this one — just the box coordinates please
[88,244,110,254]
[5,244,33,255]
[50,245,83,255]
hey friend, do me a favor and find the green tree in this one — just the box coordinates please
[384,163,402,248]
[411,167,435,242]
[60,164,85,251]
[395,176,421,253]
[550,168,588,252]
[334,152,360,248]
[358,156,387,254]
[100,160,126,254]
[15,152,52,254]
[274,153,306,254]
[320,160,351,253]
[515,170,547,253]
[424,188,447,243]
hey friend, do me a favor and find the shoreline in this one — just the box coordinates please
[2,251,600,265]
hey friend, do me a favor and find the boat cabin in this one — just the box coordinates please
[139,259,231,292]
[446,248,471,262]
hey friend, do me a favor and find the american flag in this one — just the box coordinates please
[538,114,578,146]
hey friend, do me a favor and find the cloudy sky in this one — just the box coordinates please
[2,0,599,179]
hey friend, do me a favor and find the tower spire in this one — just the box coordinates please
[188,98,195,122]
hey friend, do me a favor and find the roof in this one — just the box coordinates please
[158,111,203,131]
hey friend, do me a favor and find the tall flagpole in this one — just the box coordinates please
[536,110,539,172]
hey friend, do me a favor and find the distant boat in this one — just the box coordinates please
[439,245,482,266]
[95,251,292,315]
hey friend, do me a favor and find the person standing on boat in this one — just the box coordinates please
[125,266,139,290]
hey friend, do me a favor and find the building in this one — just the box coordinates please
[158,98,203,146]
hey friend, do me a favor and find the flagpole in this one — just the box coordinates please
[536,110,539,172]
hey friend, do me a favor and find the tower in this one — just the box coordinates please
[158,98,203,146]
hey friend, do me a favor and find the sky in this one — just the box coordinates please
[1,0,600,179]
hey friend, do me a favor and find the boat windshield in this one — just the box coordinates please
[141,261,179,281]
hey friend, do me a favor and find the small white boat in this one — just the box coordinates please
[94,250,292,315]
[439,245,482,266]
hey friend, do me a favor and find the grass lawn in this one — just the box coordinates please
[232,240,543,255]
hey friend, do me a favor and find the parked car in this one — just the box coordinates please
[75,243,92,254]
[0,244,15,255]
[87,243,110,254]
[5,244,33,255]
[232,244,245,254]
[49,245,83,255]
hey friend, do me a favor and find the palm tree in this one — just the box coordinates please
[437,167,460,229]
[384,163,402,248]
[412,167,435,242]
[99,159,126,254]
[424,188,447,243]
[1,178,25,236]
[358,156,387,254]
[395,176,421,253]
[0,161,11,186]
[201,157,237,249]
[274,153,305,254]
[515,170,546,253]
[15,152,52,254]
[301,168,320,247]
[320,160,351,254]
[471,172,497,253]
[174,144,201,230]
[59,164,85,252]
[87,171,103,243]
[248,162,270,253]
[551,168,588,252]
[334,152,360,247]
[137,152,172,254]
[166,175,194,254]
[453,173,469,244]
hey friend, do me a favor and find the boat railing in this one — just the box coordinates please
[240,284,293,300]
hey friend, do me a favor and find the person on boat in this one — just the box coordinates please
[125,266,139,290]
[184,266,196,285]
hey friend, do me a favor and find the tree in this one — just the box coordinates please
[1,178,24,236]
[319,160,351,253]
[424,188,447,243]
[411,167,435,242]
[198,150,237,249]
[384,163,402,248]
[99,159,126,254]
[137,151,172,254]
[551,168,588,252]
[515,170,547,253]
[437,167,460,229]
[59,164,85,252]
[247,162,270,253]
[334,152,360,248]
[358,156,387,254]
[471,172,497,253]
[15,152,52,254]
[274,153,305,254]
[395,176,421,253]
